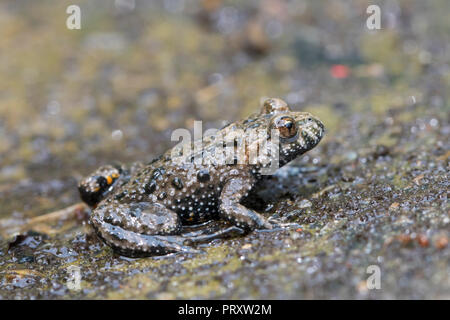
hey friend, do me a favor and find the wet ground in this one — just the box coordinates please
[0,0,448,299]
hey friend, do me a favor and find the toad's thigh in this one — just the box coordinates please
[91,201,181,236]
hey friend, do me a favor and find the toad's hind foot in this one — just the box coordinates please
[182,226,246,245]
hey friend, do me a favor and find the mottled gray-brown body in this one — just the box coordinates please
[78,98,324,257]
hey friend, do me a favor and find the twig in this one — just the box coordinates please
[0,202,88,237]
[26,202,87,225]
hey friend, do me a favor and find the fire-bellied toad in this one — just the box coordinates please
[78,98,324,257]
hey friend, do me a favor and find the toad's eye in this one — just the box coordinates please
[271,116,297,139]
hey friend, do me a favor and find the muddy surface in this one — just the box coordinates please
[0,0,448,299]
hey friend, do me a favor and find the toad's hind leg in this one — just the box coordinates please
[90,201,198,257]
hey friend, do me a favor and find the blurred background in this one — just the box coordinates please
[0,0,448,299]
[0,0,448,217]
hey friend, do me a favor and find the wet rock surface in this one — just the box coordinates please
[0,0,448,299]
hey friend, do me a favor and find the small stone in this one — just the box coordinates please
[111,130,123,141]
[434,235,448,249]
[413,174,425,186]
[298,199,312,209]
[345,151,358,161]
[374,145,390,158]
[389,202,400,210]
[417,234,429,247]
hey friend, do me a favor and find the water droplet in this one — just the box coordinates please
[112,130,123,141]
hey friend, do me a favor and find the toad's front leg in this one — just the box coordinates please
[219,177,274,231]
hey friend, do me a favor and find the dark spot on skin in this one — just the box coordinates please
[129,211,138,218]
[144,180,157,194]
[197,169,210,182]
[114,191,127,200]
[172,177,184,190]
[194,188,203,196]
[104,215,114,224]
[158,192,166,200]
[97,176,108,188]
[151,167,165,180]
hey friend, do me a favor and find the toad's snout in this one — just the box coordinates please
[298,115,324,146]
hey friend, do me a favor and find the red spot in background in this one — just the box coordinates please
[330,64,350,79]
